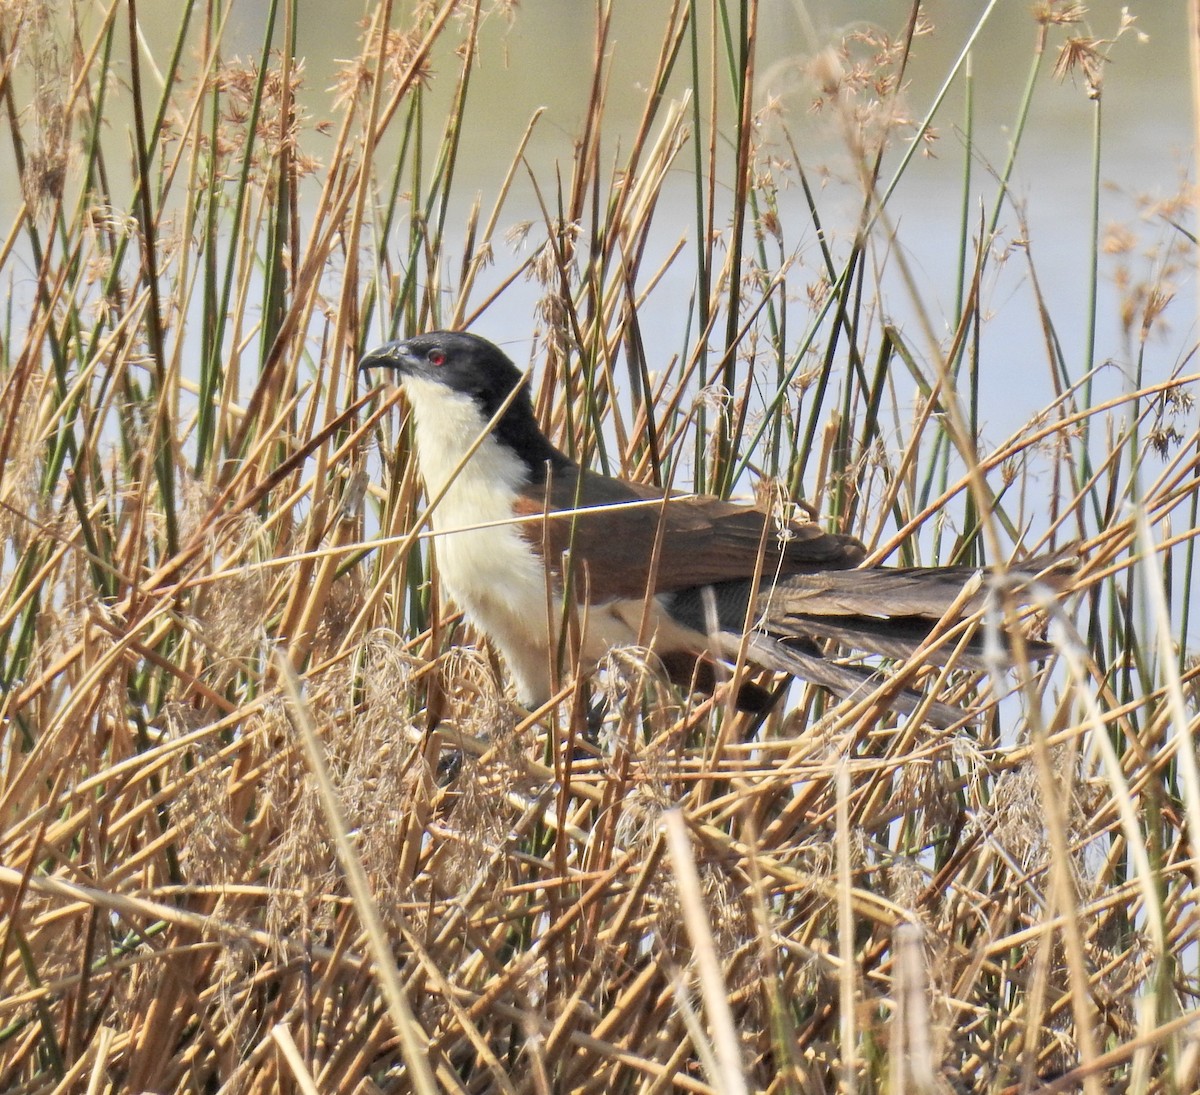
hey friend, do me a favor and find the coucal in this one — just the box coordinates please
[360,331,1071,727]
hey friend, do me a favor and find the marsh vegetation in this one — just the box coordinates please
[0,1,1197,1091]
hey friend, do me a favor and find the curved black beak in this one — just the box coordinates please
[358,340,416,379]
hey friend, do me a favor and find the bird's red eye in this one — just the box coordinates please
[428,349,446,366]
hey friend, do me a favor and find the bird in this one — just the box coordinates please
[359,330,1073,727]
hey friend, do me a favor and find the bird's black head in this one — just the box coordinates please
[359,330,527,411]
[359,330,568,478]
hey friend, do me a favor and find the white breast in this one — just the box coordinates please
[402,377,558,703]
[401,375,685,705]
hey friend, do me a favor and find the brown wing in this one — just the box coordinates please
[515,464,865,603]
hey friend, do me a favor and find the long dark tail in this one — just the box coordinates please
[663,552,1077,726]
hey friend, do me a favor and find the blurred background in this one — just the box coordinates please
[180,1,1196,419]
[5,1,1194,445]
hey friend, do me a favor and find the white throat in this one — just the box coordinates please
[397,372,664,707]
[401,374,557,702]
[400,374,528,509]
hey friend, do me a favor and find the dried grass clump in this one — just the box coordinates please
[1,1,1198,1093]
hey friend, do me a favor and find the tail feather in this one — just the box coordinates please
[762,614,1054,671]
[718,632,967,729]
[660,550,1077,724]
[758,551,1077,620]
[759,566,987,618]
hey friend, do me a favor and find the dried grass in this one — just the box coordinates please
[0,1,1198,1092]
